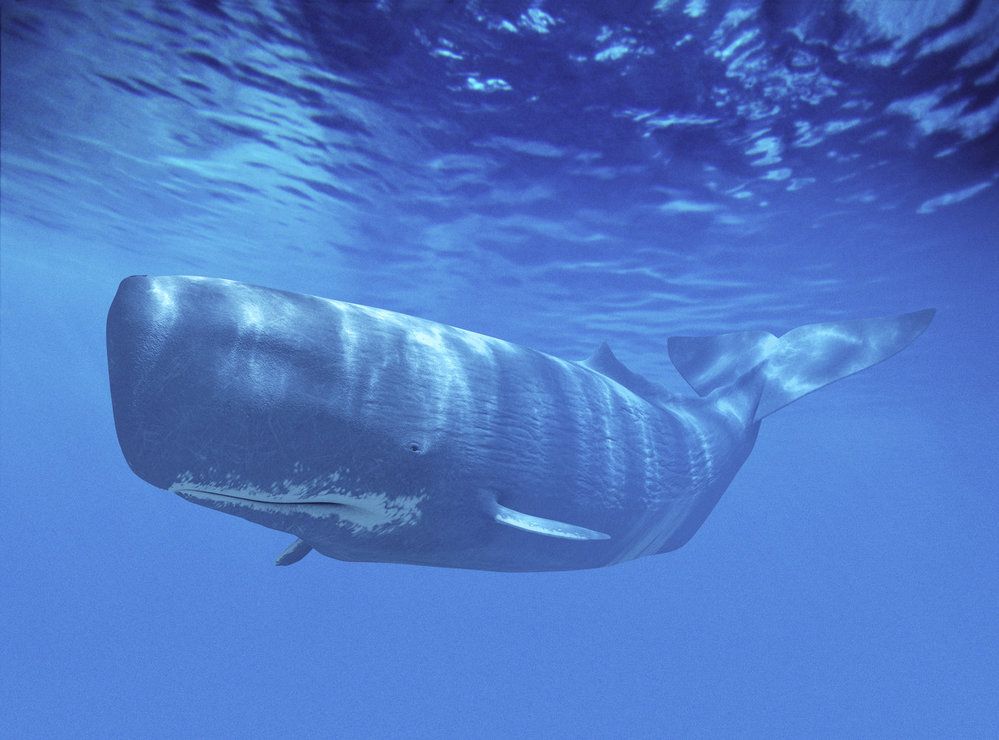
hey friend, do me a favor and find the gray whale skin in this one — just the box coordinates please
[107,276,933,572]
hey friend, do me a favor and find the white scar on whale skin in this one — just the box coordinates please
[169,471,426,534]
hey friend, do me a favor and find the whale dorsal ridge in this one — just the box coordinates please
[581,342,663,400]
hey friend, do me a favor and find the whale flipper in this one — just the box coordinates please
[669,309,935,422]
[493,502,610,541]
[275,538,313,566]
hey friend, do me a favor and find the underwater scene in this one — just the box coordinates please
[2,1,997,736]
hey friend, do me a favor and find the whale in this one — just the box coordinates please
[106,276,934,572]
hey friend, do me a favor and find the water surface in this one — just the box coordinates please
[2,1,997,736]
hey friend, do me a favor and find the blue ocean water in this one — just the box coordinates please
[1,0,997,736]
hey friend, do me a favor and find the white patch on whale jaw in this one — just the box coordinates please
[169,471,426,535]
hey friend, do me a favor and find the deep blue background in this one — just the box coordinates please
[2,1,997,736]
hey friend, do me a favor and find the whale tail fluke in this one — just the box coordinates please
[668,309,935,423]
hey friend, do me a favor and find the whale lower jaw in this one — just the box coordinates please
[172,486,365,520]
[168,480,427,533]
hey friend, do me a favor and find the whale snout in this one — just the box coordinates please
[106,275,232,489]
[107,275,356,494]
[107,277,177,487]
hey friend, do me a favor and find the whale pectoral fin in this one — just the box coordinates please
[493,503,610,541]
[275,538,313,566]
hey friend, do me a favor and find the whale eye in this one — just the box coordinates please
[406,441,422,453]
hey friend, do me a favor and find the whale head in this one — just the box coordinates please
[106,275,481,563]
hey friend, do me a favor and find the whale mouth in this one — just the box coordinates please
[173,487,354,512]
[170,481,428,532]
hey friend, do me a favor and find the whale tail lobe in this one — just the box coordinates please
[668,309,935,423]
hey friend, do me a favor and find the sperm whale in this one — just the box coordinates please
[107,275,933,571]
